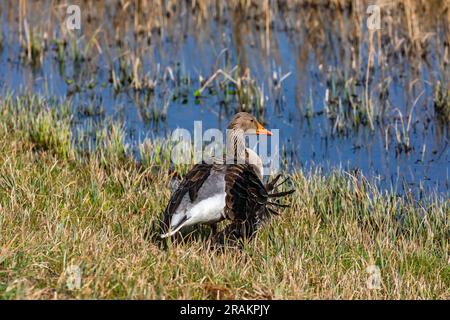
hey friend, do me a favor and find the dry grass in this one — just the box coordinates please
[0,96,448,299]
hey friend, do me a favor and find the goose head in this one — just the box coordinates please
[226,112,271,178]
[227,112,272,136]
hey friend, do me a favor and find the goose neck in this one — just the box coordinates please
[226,129,246,161]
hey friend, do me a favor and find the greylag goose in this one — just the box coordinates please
[159,112,293,240]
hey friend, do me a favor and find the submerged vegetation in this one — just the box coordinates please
[434,82,450,123]
[0,0,449,299]
[3,0,449,124]
[0,0,447,196]
[0,94,448,299]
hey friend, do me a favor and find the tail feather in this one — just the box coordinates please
[265,175,294,210]
[274,177,290,189]
[267,207,280,216]
[160,215,189,238]
[268,201,290,208]
[268,189,295,198]
[266,174,282,191]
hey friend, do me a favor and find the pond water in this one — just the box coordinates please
[0,1,448,197]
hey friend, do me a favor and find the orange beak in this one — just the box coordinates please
[256,122,272,136]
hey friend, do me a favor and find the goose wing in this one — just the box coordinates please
[224,164,268,221]
[161,163,213,229]
[217,165,295,244]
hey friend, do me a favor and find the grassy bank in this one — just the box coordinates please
[0,96,448,299]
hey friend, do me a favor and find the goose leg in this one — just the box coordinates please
[210,223,218,236]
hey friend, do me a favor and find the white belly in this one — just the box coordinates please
[161,168,227,238]
[170,193,225,228]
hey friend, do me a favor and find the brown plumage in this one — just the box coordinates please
[163,163,214,227]
[213,166,295,247]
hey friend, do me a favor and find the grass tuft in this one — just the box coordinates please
[0,94,448,299]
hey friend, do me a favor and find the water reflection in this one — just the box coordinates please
[0,0,448,196]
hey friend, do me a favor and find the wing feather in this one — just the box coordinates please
[224,164,268,221]
[214,165,295,246]
[161,163,213,229]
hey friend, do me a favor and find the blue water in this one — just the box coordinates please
[0,2,448,196]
